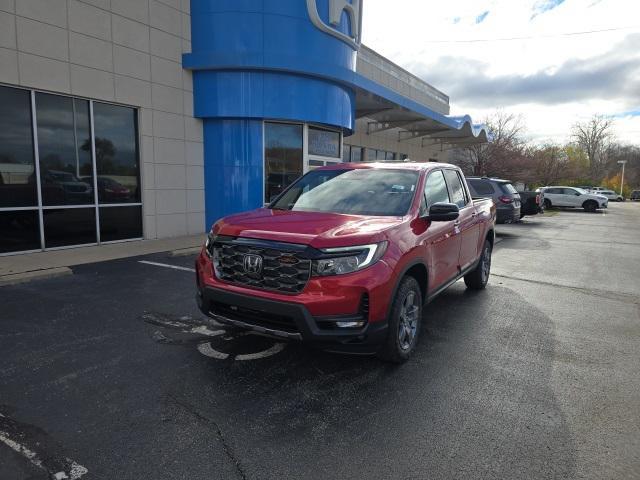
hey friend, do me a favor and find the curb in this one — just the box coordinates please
[0,267,73,287]
[169,247,202,257]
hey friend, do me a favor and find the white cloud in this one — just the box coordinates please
[362,0,640,144]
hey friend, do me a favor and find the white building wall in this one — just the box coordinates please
[0,0,204,239]
[347,118,451,162]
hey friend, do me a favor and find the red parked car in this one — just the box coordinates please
[196,163,496,362]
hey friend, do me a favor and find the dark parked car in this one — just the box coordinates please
[517,190,544,218]
[467,177,521,223]
[630,190,640,201]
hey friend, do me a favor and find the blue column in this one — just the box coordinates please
[203,119,263,228]
[184,0,360,228]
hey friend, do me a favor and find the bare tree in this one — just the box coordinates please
[455,110,526,177]
[571,115,614,179]
[532,144,568,186]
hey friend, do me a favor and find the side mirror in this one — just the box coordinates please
[428,202,460,221]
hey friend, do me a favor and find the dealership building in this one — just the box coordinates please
[0,0,486,255]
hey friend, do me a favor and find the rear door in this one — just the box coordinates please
[443,169,480,271]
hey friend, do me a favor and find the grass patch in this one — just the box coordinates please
[543,209,560,217]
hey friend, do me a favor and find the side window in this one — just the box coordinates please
[547,188,560,194]
[468,179,494,196]
[423,170,450,208]
[563,188,577,195]
[443,170,467,208]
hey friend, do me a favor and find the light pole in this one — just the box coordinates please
[617,160,627,197]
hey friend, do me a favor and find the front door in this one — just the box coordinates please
[418,169,460,291]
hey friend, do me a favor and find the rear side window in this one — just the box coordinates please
[546,188,562,194]
[468,179,495,195]
[443,170,467,208]
[424,170,450,207]
[499,183,517,194]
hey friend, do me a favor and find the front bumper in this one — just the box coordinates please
[196,286,388,353]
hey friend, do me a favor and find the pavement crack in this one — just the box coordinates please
[492,273,640,305]
[167,395,248,480]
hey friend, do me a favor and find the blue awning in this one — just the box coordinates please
[353,73,488,146]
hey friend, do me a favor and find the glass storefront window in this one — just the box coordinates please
[342,144,351,163]
[308,127,340,158]
[36,94,93,206]
[0,86,143,254]
[351,146,363,162]
[43,208,97,248]
[93,103,140,204]
[0,87,37,208]
[264,122,303,203]
[0,211,40,254]
[99,206,142,242]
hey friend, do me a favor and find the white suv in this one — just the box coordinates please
[597,189,624,202]
[539,186,608,212]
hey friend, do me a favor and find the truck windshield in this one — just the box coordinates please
[270,168,419,216]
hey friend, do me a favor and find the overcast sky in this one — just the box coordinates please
[362,0,640,145]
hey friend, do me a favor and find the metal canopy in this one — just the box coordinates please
[354,86,488,146]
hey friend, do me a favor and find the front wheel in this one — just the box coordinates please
[583,200,598,212]
[464,239,492,290]
[377,276,422,363]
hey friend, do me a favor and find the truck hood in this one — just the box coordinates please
[213,208,405,248]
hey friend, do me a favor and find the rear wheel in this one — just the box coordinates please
[583,200,598,212]
[464,239,492,290]
[543,199,552,209]
[377,276,422,364]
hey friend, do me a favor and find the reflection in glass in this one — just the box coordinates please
[99,206,142,242]
[264,123,303,203]
[342,144,351,163]
[351,147,362,162]
[0,86,37,208]
[36,94,94,206]
[308,127,340,157]
[0,211,40,253]
[93,103,140,204]
[43,208,97,248]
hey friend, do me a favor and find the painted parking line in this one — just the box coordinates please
[0,413,88,479]
[138,260,196,272]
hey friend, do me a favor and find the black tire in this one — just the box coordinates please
[583,200,598,212]
[616,197,623,202]
[464,239,492,290]
[543,199,552,209]
[377,276,422,364]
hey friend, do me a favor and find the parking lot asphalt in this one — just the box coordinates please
[1,204,639,479]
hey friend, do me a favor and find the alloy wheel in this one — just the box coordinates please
[398,290,420,351]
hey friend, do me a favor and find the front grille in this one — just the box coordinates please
[213,241,311,294]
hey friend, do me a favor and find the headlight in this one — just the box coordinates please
[313,241,388,276]
[204,230,216,258]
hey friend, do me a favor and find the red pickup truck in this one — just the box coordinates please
[196,163,496,362]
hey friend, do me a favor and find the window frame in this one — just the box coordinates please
[262,121,343,205]
[443,168,470,208]
[0,85,144,256]
[421,168,452,215]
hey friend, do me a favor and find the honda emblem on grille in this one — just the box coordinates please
[243,254,263,275]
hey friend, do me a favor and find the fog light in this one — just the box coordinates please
[335,321,365,328]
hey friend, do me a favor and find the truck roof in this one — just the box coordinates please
[316,162,459,172]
